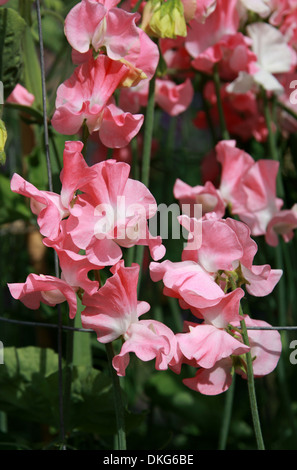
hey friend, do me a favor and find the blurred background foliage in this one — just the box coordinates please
[0,0,297,451]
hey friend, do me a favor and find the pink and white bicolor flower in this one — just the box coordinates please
[51,55,144,148]
[81,261,177,375]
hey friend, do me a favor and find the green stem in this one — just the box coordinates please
[261,88,284,199]
[213,64,230,140]
[135,74,156,291]
[105,342,127,450]
[218,376,235,450]
[239,307,265,450]
[140,74,156,188]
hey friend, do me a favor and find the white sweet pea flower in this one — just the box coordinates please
[227,22,293,94]
[238,0,272,19]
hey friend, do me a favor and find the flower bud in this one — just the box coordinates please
[0,119,7,165]
[142,0,187,39]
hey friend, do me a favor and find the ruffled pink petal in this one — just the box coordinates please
[104,9,141,60]
[241,264,283,297]
[177,323,249,369]
[183,358,234,395]
[231,315,282,378]
[155,78,194,116]
[81,262,144,342]
[6,84,35,107]
[197,288,245,328]
[60,141,97,209]
[10,173,67,239]
[64,0,107,54]
[86,236,123,266]
[8,273,77,319]
[112,319,176,376]
[99,103,143,148]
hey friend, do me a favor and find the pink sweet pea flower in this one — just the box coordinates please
[66,158,165,265]
[6,84,35,107]
[81,261,150,342]
[173,178,225,219]
[8,273,78,319]
[176,321,249,370]
[179,213,283,298]
[10,173,68,240]
[182,357,234,395]
[270,0,297,49]
[184,0,255,75]
[178,314,282,396]
[10,141,96,240]
[51,55,144,147]
[265,204,297,247]
[112,319,178,376]
[216,140,287,238]
[154,78,194,116]
[119,77,194,117]
[231,315,282,378]
[81,261,176,375]
[215,140,297,245]
[150,259,226,310]
[64,0,159,86]
[227,22,296,94]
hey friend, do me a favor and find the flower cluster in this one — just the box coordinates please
[7,0,297,400]
[174,140,297,247]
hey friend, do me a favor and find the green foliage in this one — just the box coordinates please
[0,346,143,448]
[0,8,26,100]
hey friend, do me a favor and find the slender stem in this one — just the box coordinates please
[261,88,284,199]
[140,74,156,188]
[36,0,65,447]
[135,74,156,290]
[213,64,230,141]
[218,376,235,450]
[239,307,265,450]
[105,342,127,450]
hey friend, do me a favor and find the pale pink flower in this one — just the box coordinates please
[182,357,234,395]
[51,55,144,148]
[178,314,282,395]
[231,315,282,378]
[8,274,78,319]
[215,140,297,245]
[81,261,176,375]
[66,158,165,266]
[6,84,35,107]
[150,259,226,310]
[265,204,297,246]
[81,261,150,342]
[119,77,194,117]
[270,0,297,49]
[227,22,296,94]
[173,178,225,219]
[184,0,257,76]
[10,141,96,240]
[113,319,178,376]
[176,321,249,370]
[180,214,283,298]
[64,0,159,86]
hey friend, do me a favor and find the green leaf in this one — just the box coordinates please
[0,8,27,100]
[0,346,143,437]
[0,173,31,225]
[21,25,43,110]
